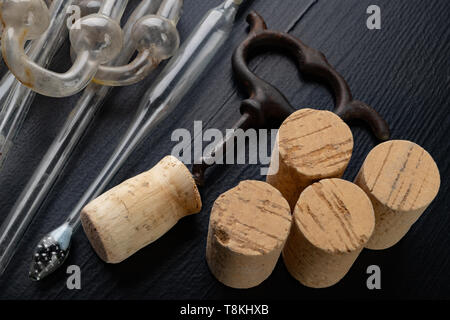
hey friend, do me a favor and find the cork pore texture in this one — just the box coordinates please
[294,178,375,253]
[81,210,110,262]
[163,156,203,215]
[210,180,292,256]
[278,108,354,179]
[359,140,440,212]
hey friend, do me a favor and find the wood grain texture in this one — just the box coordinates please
[267,108,353,209]
[355,140,440,250]
[283,179,374,288]
[0,0,448,299]
[206,180,291,289]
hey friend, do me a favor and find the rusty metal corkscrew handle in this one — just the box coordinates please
[192,11,390,185]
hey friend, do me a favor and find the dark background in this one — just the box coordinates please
[0,0,448,300]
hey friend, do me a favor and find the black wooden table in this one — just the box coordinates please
[0,0,448,300]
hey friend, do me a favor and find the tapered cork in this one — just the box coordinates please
[206,180,292,289]
[355,140,440,250]
[283,178,375,288]
[81,156,202,263]
[267,109,354,210]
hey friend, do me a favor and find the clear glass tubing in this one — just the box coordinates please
[92,0,183,86]
[0,0,103,171]
[28,0,244,281]
[0,0,53,56]
[0,0,177,279]
[0,1,101,114]
[0,0,128,97]
[0,0,182,281]
[0,0,106,278]
[0,0,76,169]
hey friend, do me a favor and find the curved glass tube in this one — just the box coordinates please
[0,42,36,114]
[76,0,104,16]
[0,0,127,97]
[0,0,166,280]
[0,1,102,114]
[0,0,103,170]
[93,0,183,86]
[28,0,244,281]
[0,0,75,168]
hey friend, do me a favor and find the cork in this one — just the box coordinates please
[81,156,202,263]
[282,178,375,288]
[206,180,292,289]
[355,140,440,250]
[267,108,354,210]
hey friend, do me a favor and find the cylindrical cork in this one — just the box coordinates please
[267,108,354,210]
[206,180,292,289]
[81,155,202,263]
[354,140,440,250]
[283,178,375,288]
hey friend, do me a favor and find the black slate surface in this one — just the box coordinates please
[0,0,449,300]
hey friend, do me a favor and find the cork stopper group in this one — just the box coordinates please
[78,111,440,290]
[267,108,354,209]
[205,108,440,289]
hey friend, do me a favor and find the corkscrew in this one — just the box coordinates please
[193,11,390,185]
